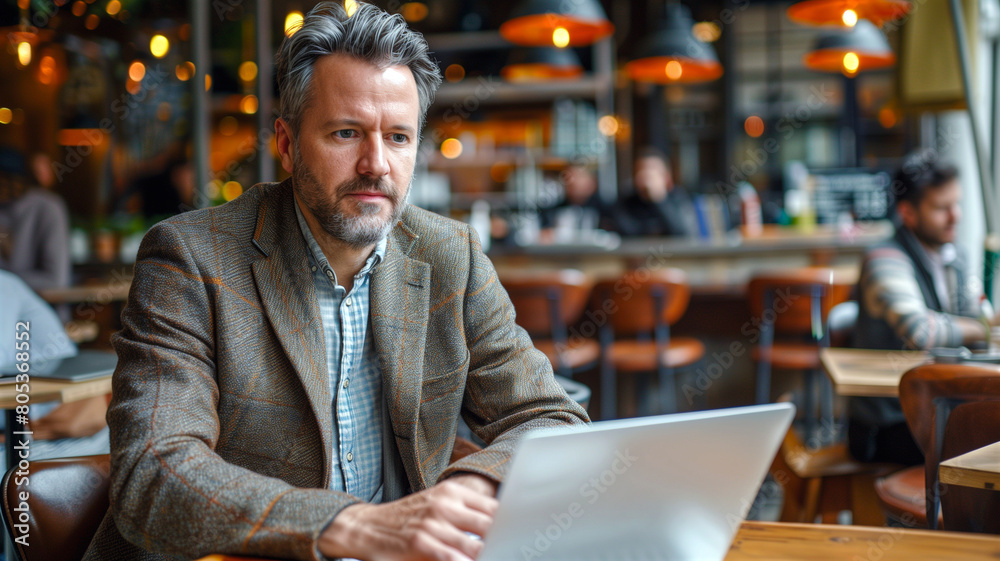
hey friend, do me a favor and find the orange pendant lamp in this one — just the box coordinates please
[626,4,723,84]
[803,19,895,76]
[788,0,911,27]
[501,47,584,82]
[500,0,614,48]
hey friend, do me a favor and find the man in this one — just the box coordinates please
[609,147,699,238]
[84,4,588,560]
[539,159,610,238]
[0,147,71,292]
[850,150,999,464]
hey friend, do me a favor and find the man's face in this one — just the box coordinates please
[900,179,962,248]
[633,157,671,203]
[276,53,420,248]
[562,165,596,205]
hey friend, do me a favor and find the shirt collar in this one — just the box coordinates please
[294,196,387,281]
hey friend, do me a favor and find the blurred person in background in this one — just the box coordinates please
[539,159,611,241]
[0,270,109,470]
[850,150,1000,464]
[609,146,699,237]
[0,147,71,292]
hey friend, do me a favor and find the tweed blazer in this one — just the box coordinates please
[83,179,589,561]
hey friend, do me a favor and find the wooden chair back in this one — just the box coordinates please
[1,455,111,561]
[591,268,690,337]
[747,268,851,338]
[500,269,594,337]
[941,400,1000,533]
[898,363,1000,529]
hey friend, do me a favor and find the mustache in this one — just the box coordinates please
[337,176,395,199]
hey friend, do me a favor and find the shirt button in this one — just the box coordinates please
[326,269,334,278]
[346,452,354,462]
[345,298,352,307]
[343,378,350,389]
[311,266,317,272]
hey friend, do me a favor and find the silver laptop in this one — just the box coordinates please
[478,403,795,561]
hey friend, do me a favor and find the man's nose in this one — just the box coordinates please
[358,136,390,178]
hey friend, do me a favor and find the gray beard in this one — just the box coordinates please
[292,150,408,249]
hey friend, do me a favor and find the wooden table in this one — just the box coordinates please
[819,348,929,397]
[0,376,113,409]
[941,441,1000,491]
[196,521,1000,561]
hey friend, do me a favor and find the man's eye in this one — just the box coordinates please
[335,130,356,139]
[391,133,408,143]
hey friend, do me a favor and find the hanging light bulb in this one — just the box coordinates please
[842,52,860,75]
[500,0,613,47]
[788,0,910,27]
[842,9,858,26]
[552,27,570,48]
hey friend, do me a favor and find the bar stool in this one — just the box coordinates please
[747,268,851,435]
[500,269,599,379]
[592,268,705,419]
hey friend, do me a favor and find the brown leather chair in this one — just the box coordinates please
[940,400,1000,533]
[1,454,110,561]
[876,363,1000,530]
[500,269,599,379]
[747,268,851,433]
[592,268,705,419]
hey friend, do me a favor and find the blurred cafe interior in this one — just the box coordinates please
[5,0,1000,559]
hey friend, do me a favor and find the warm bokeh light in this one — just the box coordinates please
[39,55,57,84]
[205,74,212,91]
[284,11,303,37]
[128,61,146,81]
[842,9,858,27]
[219,116,239,136]
[222,181,243,201]
[843,52,860,75]
[17,42,31,67]
[445,64,465,82]
[0,108,12,125]
[878,106,898,129]
[240,94,259,114]
[400,2,428,22]
[744,115,765,138]
[665,60,683,81]
[345,0,358,17]
[239,61,258,82]
[150,34,169,58]
[85,13,99,29]
[552,27,570,48]
[106,0,121,15]
[206,179,223,200]
[72,0,86,16]
[176,61,195,81]
[597,115,619,137]
[125,78,141,95]
[441,138,463,159]
[692,22,722,42]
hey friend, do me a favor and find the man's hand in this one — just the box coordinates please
[31,395,109,440]
[318,479,499,561]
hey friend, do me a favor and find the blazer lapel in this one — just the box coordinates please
[249,180,334,486]
[370,218,430,491]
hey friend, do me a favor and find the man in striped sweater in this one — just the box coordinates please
[850,150,999,464]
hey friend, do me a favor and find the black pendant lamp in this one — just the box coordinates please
[501,47,584,82]
[626,4,723,84]
[803,19,895,76]
[500,0,614,48]
[788,0,911,27]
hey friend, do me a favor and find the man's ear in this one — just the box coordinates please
[897,200,918,230]
[275,118,295,174]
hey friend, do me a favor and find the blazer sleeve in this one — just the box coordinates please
[108,221,358,561]
[439,225,590,483]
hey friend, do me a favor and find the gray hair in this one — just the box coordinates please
[275,1,442,134]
